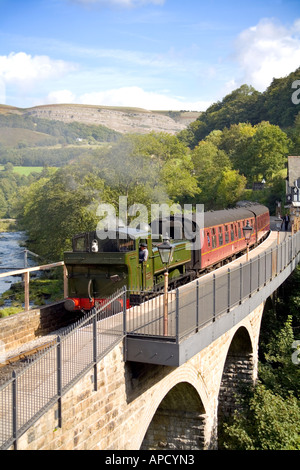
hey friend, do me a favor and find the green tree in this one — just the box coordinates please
[215,169,246,208]
[222,384,300,450]
[244,122,291,182]
[91,133,199,207]
[15,168,111,260]
[191,140,233,209]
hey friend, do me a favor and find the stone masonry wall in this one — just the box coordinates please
[11,303,264,450]
[0,302,82,354]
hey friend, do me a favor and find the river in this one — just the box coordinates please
[0,232,35,296]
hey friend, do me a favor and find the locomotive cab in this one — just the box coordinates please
[64,227,154,311]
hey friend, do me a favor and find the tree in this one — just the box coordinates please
[178,84,261,147]
[222,384,300,450]
[244,122,291,182]
[215,169,246,208]
[191,140,233,209]
[15,169,111,260]
[91,133,199,207]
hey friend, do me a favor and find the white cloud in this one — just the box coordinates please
[0,52,76,89]
[234,18,300,91]
[78,86,209,110]
[45,89,77,104]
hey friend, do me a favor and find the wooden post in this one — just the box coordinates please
[24,271,30,311]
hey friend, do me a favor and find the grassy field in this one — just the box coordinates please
[0,165,56,175]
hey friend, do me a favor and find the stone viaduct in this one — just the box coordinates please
[1,229,299,451]
[13,303,262,450]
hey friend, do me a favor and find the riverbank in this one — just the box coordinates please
[0,219,17,232]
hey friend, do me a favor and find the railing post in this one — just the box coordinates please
[57,336,62,428]
[258,254,260,290]
[249,259,252,297]
[265,250,268,285]
[123,286,127,337]
[176,288,179,344]
[271,247,273,280]
[12,370,17,450]
[93,312,97,391]
[227,268,230,312]
[213,273,216,321]
[239,263,243,304]
[196,280,199,332]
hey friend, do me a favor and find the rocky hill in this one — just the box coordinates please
[1,104,200,135]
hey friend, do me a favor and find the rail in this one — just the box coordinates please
[0,230,300,449]
[0,262,68,311]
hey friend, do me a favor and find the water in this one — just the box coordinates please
[0,232,35,296]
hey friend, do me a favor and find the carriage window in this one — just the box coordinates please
[218,227,223,245]
[225,225,229,244]
[238,222,241,238]
[212,228,217,248]
[206,230,211,248]
[73,234,87,252]
[230,224,234,242]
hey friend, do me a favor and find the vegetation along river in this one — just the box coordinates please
[0,231,35,296]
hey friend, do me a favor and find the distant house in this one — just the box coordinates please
[286,156,300,233]
[286,156,300,205]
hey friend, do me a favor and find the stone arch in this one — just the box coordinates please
[217,325,254,431]
[140,381,206,450]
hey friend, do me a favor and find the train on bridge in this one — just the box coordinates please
[64,203,270,312]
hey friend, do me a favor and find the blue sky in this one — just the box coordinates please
[0,0,299,110]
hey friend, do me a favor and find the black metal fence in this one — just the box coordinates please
[125,231,300,341]
[0,231,300,450]
[0,289,126,450]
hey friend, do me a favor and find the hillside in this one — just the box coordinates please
[0,127,56,147]
[0,104,200,135]
[178,66,300,148]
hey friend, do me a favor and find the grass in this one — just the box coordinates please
[0,278,64,316]
[0,165,56,176]
[0,306,24,318]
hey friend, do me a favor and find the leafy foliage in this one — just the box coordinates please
[179,66,300,148]
[222,384,300,450]
[221,266,300,450]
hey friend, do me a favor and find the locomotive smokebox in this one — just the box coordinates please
[64,298,77,312]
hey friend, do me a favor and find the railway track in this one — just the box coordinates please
[0,325,70,384]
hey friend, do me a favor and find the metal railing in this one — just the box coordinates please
[0,288,125,450]
[0,262,68,311]
[0,230,300,449]
[125,231,300,342]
